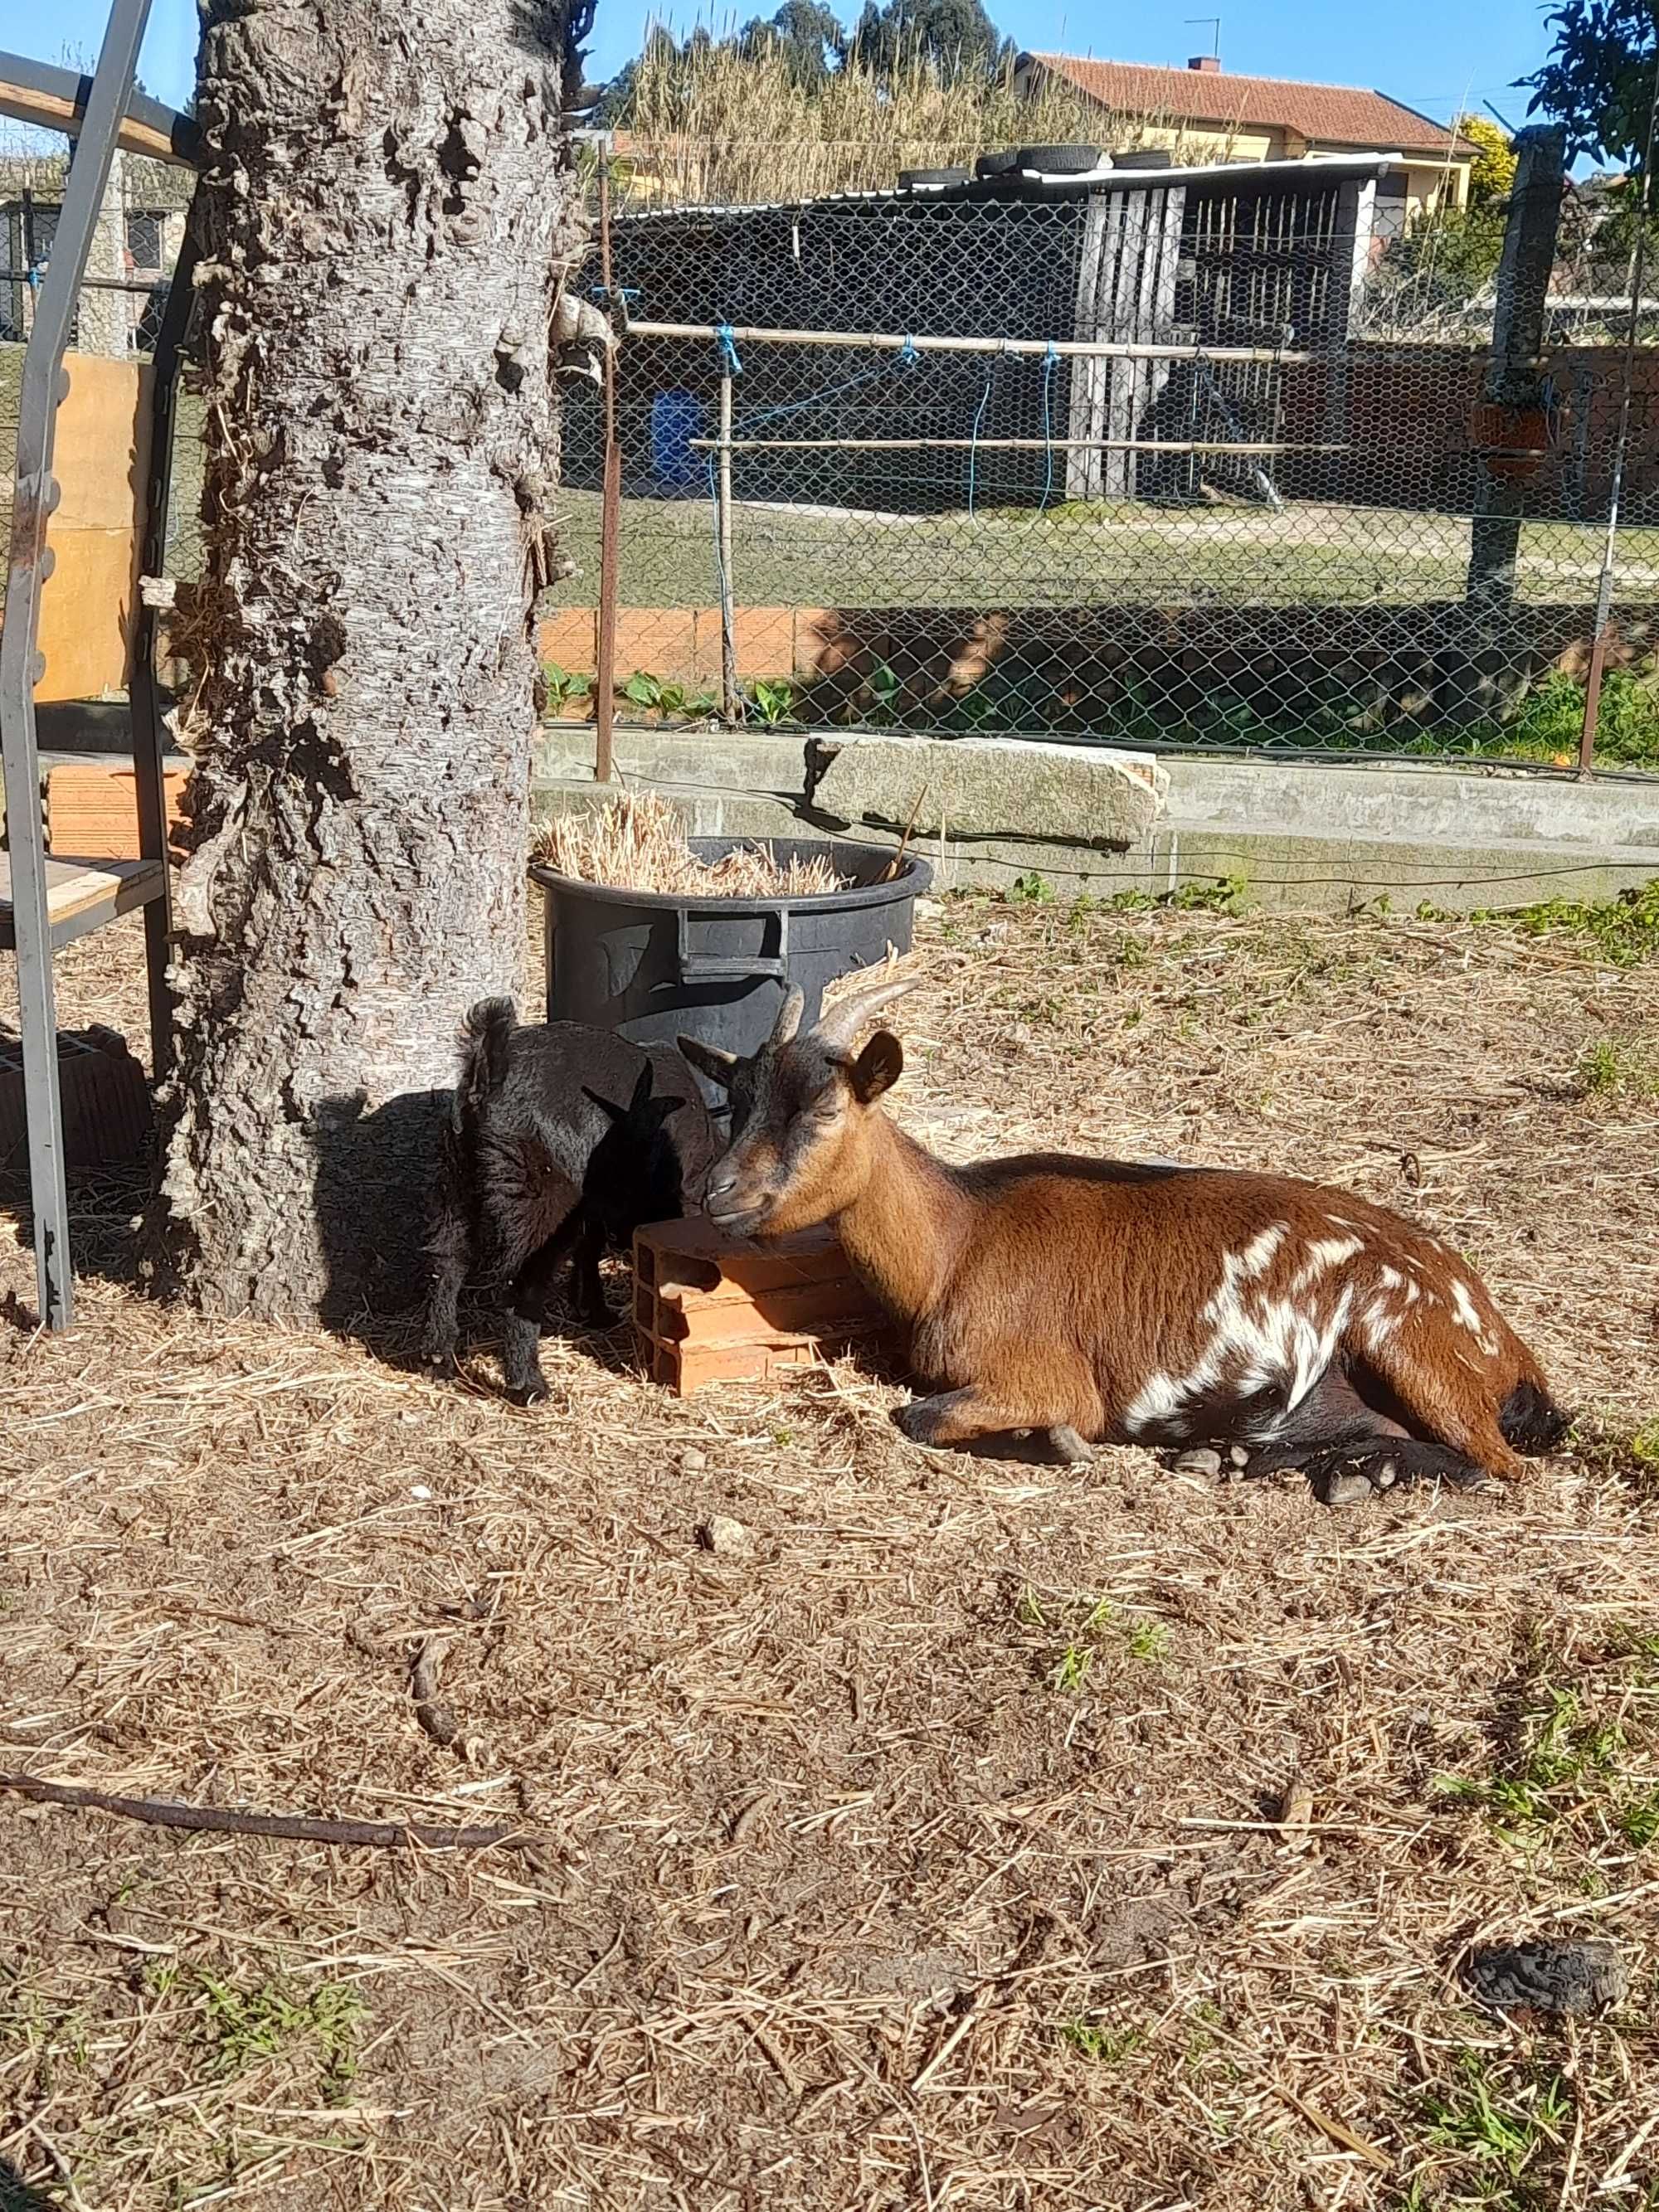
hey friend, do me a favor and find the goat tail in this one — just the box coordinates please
[455,997,518,1126]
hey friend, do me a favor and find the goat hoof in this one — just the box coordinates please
[508,1380,550,1407]
[424,1348,457,1382]
[1174,1447,1223,1478]
[1321,1471,1373,1510]
[1048,1425,1095,1466]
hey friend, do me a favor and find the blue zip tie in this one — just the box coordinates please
[896,336,920,368]
[714,322,742,376]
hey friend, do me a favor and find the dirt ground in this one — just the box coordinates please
[2,891,1658,2212]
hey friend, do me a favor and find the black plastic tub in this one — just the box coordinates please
[532,837,932,1096]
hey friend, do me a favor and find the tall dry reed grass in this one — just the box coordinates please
[607,39,1160,209]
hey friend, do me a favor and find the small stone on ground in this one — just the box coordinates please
[1467,1939,1628,2018]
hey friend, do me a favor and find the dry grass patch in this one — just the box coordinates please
[0,892,1656,2209]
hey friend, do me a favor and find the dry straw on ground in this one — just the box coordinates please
[1,889,1657,2210]
[533,788,848,896]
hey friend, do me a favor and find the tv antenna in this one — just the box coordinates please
[1185,17,1220,57]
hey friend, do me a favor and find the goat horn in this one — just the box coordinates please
[815,974,915,1050]
[770,984,805,1048]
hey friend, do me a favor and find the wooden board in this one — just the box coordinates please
[0,853,167,949]
[1067,183,1189,503]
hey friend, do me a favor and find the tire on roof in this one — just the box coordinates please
[1014,143,1100,174]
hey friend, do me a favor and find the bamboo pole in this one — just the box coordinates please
[630,318,1318,365]
[688,435,1347,455]
[717,370,739,721]
[593,162,620,786]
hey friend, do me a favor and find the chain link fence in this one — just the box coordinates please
[544,149,1659,773]
[7,130,1658,778]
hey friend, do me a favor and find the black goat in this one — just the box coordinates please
[423,999,713,1402]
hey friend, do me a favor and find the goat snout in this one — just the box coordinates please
[703,1167,771,1231]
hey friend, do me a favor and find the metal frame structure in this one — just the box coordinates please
[0,13,197,1329]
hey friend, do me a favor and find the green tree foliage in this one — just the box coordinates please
[1525,0,1659,166]
[847,0,1011,83]
[1455,112,1519,205]
[598,0,1013,118]
[739,0,848,85]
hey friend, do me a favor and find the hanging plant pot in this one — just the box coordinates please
[1467,401,1550,479]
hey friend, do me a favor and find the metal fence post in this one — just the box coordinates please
[131,225,200,1077]
[0,0,154,1330]
[717,369,739,721]
[1466,127,1565,612]
[1579,77,1659,774]
[594,158,620,787]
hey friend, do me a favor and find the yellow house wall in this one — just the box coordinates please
[1131,118,1281,165]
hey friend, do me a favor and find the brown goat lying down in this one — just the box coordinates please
[679,975,1569,1499]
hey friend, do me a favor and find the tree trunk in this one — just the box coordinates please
[148,0,585,1320]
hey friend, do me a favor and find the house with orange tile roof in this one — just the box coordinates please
[1014,52,1476,233]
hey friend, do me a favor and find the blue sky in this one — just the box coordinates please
[0,0,1555,132]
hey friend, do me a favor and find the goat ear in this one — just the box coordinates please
[581,1085,626,1125]
[628,1062,654,1115]
[647,1094,684,1125]
[850,1030,903,1103]
[677,1035,739,1089]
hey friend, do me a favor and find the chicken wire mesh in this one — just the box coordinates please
[544,158,1659,771]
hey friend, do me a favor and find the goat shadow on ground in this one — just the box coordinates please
[0,2158,59,2210]
[0,1164,151,1334]
[310,1085,451,1359]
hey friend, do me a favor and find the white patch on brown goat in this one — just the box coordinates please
[1120,1241,1355,1438]
[1289,1234,1365,1295]
[1238,1223,1289,1279]
[1361,1297,1402,1354]
[1450,1277,1497,1355]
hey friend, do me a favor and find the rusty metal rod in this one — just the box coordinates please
[716,371,739,719]
[593,162,620,788]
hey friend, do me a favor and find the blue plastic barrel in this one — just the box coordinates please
[651,391,703,490]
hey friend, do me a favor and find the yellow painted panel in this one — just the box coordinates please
[33,351,152,702]
[50,352,152,529]
[36,527,139,702]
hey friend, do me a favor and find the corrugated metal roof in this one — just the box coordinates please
[606,149,1397,226]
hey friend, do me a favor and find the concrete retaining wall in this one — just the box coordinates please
[533,727,1659,916]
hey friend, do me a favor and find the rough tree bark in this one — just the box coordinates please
[148,0,587,1319]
